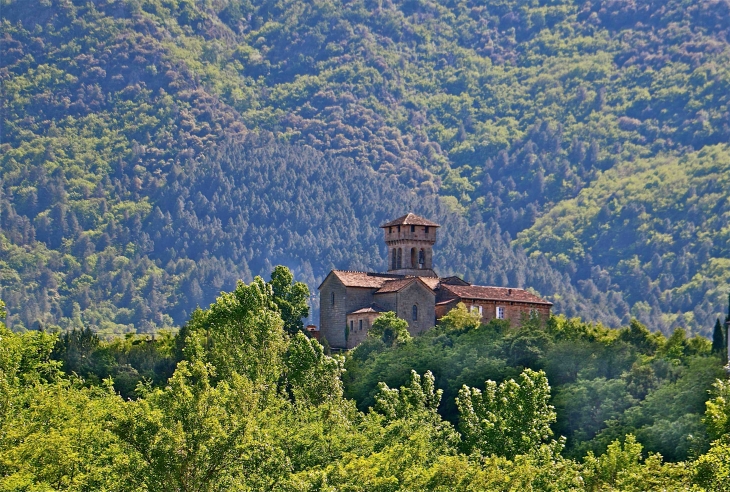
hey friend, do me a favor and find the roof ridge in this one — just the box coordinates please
[380,213,440,228]
[444,283,527,290]
[333,269,401,276]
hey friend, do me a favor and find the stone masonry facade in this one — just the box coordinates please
[318,214,553,349]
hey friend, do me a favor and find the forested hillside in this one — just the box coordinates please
[2,0,729,335]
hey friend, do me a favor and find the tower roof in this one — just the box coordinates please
[380,213,440,228]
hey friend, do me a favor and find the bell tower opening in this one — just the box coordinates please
[380,213,440,277]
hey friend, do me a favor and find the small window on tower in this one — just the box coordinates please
[389,227,392,233]
[331,292,335,306]
[411,225,415,232]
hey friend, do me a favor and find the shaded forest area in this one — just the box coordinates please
[1,0,730,336]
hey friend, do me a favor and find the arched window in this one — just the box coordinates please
[397,248,402,269]
[410,248,416,268]
[392,248,397,270]
[359,319,363,331]
[418,248,425,267]
[331,292,335,306]
[412,304,418,321]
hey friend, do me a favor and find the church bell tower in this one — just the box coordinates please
[380,213,440,277]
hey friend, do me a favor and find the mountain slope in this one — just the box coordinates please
[518,144,730,335]
[1,0,729,335]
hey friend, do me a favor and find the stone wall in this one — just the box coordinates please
[439,298,551,326]
[399,280,436,335]
[320,277,380,349]
[319,275,348,348]
[345,311,381,349]
[375,281,436,336]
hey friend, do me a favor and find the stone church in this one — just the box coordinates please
[318,213,553,349]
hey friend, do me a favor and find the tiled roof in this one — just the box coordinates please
[349,304,386,315]
[375,278,419,293]
[442,284,552,305]
[440,276,471,286]
[419,277,441,290]
[325,270,403,289]
[380,213,440,228]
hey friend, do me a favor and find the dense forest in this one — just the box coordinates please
[2,0,730,337]
[2,274,730,490]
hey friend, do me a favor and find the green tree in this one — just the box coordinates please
[582,435,691,491]
[704,378,730,442]
[0,303,125,490]
[619,319,661,355]
[111,358,266,491]
[182,277,287,385]
[368,312,411,347]
[456,368,556,459]
[269,265,310,335]
[713,318,725,355]
[374,370,443,422]
[284,331,343,405]
[694,439,730,492]
[437,302,482,333]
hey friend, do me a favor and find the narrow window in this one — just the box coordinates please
[392,248,397,270]
[389,226,392,233]
[479,305,483,315]
[496,306,505,319]
[331,292,335,306]
[410,247,416,268]
[397,248,402,269]
[359,319,363,331]
[425,226,429,234]
[418,248,425,266]
[397,225,401,232]
[350,320,354,331]
[411,225,415,232]
[412,304,418,321]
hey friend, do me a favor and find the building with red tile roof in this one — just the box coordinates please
[318,213,552,349]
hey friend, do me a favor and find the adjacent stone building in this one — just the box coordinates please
[318,213,553,349]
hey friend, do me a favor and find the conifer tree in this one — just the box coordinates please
[712,318,724,355]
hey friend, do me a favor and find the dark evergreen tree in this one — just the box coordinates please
[712,318,724,355]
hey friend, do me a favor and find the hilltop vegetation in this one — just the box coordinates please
[344,303,728,462]
[2,278,730,491]
[2,0,730,335]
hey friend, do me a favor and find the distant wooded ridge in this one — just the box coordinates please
[1,0,729,338]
